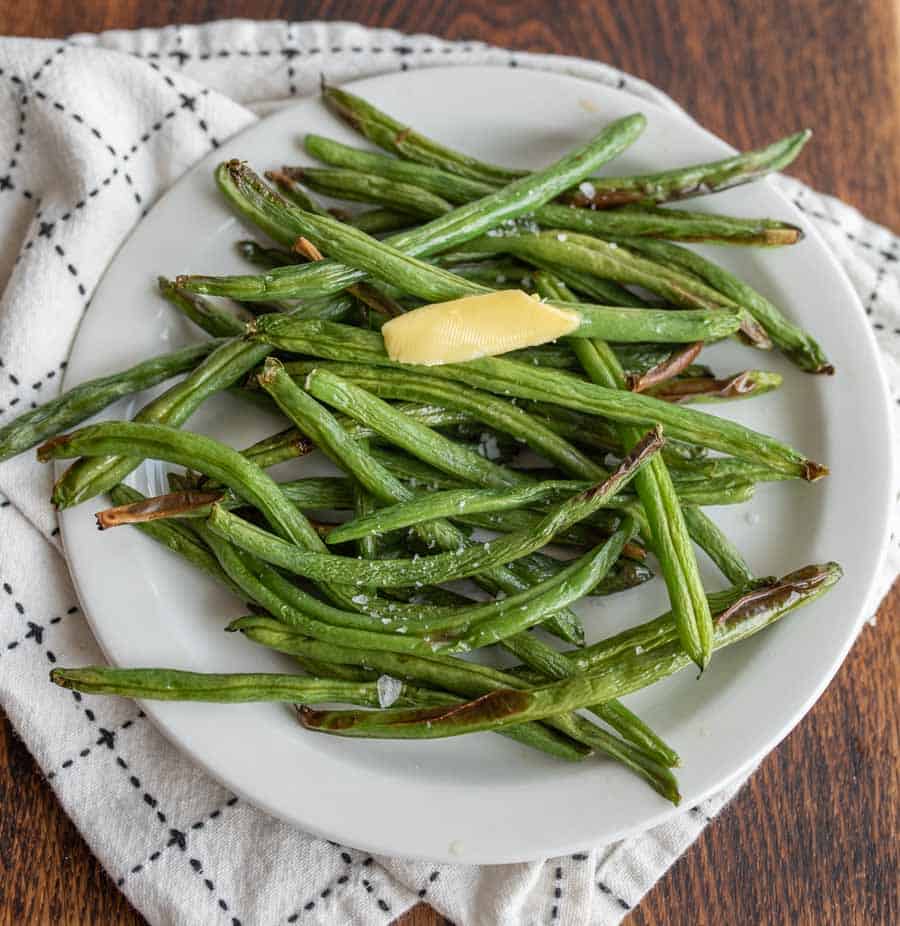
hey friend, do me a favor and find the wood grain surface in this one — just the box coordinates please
[1,2,898,924]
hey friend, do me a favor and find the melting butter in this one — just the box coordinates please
[382,290,581,366]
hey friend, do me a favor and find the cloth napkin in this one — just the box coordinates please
[0,19,897,926]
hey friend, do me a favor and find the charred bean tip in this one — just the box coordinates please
[802,460,829,482]
[36,433,72,462]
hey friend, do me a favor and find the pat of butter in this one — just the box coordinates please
[382,290,581,366]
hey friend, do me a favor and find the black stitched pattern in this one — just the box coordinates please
[417,868,440,899]
[863,239,899,320]
[597,880,630,911]
[550,864,563,920]
[46,712,138,779]
[1,582,77,663]
[32,90,117,158]
[115,795,239,895]
[690,804,714,825]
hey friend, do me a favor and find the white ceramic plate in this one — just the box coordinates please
[59,67,894,863]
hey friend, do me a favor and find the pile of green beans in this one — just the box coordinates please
[0,83,837,804]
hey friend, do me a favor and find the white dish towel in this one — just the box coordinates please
[0,19,897,926]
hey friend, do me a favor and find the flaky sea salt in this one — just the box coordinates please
[579,181,596,199]
[478,432,501,460]
[351,594,369,605]
[377,675,403,708]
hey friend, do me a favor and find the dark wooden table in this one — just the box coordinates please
[1,2,897,924]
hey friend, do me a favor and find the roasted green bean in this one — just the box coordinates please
[180,115,646,301]
[617,237,833,373]
[295,149,801,245]
[297,562,841,738]
[251,318,827,479]
[0,340,225,464]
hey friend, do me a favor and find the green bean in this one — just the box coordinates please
[531,405,703,465]
[511,573,771,688]
[564,131,812,207]
[264,168,333,216]
[324,473,749,552]
[520,565,834,681]
[668,457,794,484]
[256,358,585,645]
[158,277,247,338]
[284,363,608,481]
[239,208,742,344]
[626,341,704,393]
[236,427,319,473]
[306,370,526,490]
[460,511,624,552]
[347,450,377,566]
[529,262,649,307]
[510,551,654,597]
[282,166,455,218]
[199,494,615,644]
[295,366,643,640]
[536,203,801,246]
[617,237,833,373]
[327,482,586,545]
[98,476,353,527]
[321,85,808,205]
[298,562,841,739]
[236,240,298,268]
[647,370,782,404]
[40,421,323,548]
[304,132,499,200]
[589,359,714,668]
[50,665,442,706]
[233,617,679,800]
[98,486,227,528]
[236,402,469,473]
[451,478,751,538]
[500,630,679,767]
[48,337,275,509]
[107,485,245,598]
[192,524,452,653]
[105,467,452,633]
[321,83,533,185]
[682,507,754,585]
[0,341,224,465]
[457,522,633,651]
[252,318,827,479]
[162,469,722,603]
[282,358,709,471]
[348,208,412,235]
[194,520,455,634]
[193,514,477,633]
[205,427,661,593]
[371,446,467,489]
[446,232,769,346]
[52,660,587,761]
[49,269,354,511]
[257,362,427,504]
[536,270,713,669]
[506,343,578,369]
[298,145,800,245]
[438,258,535,290]
[179,116,646,301]
[509,591,745,679]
